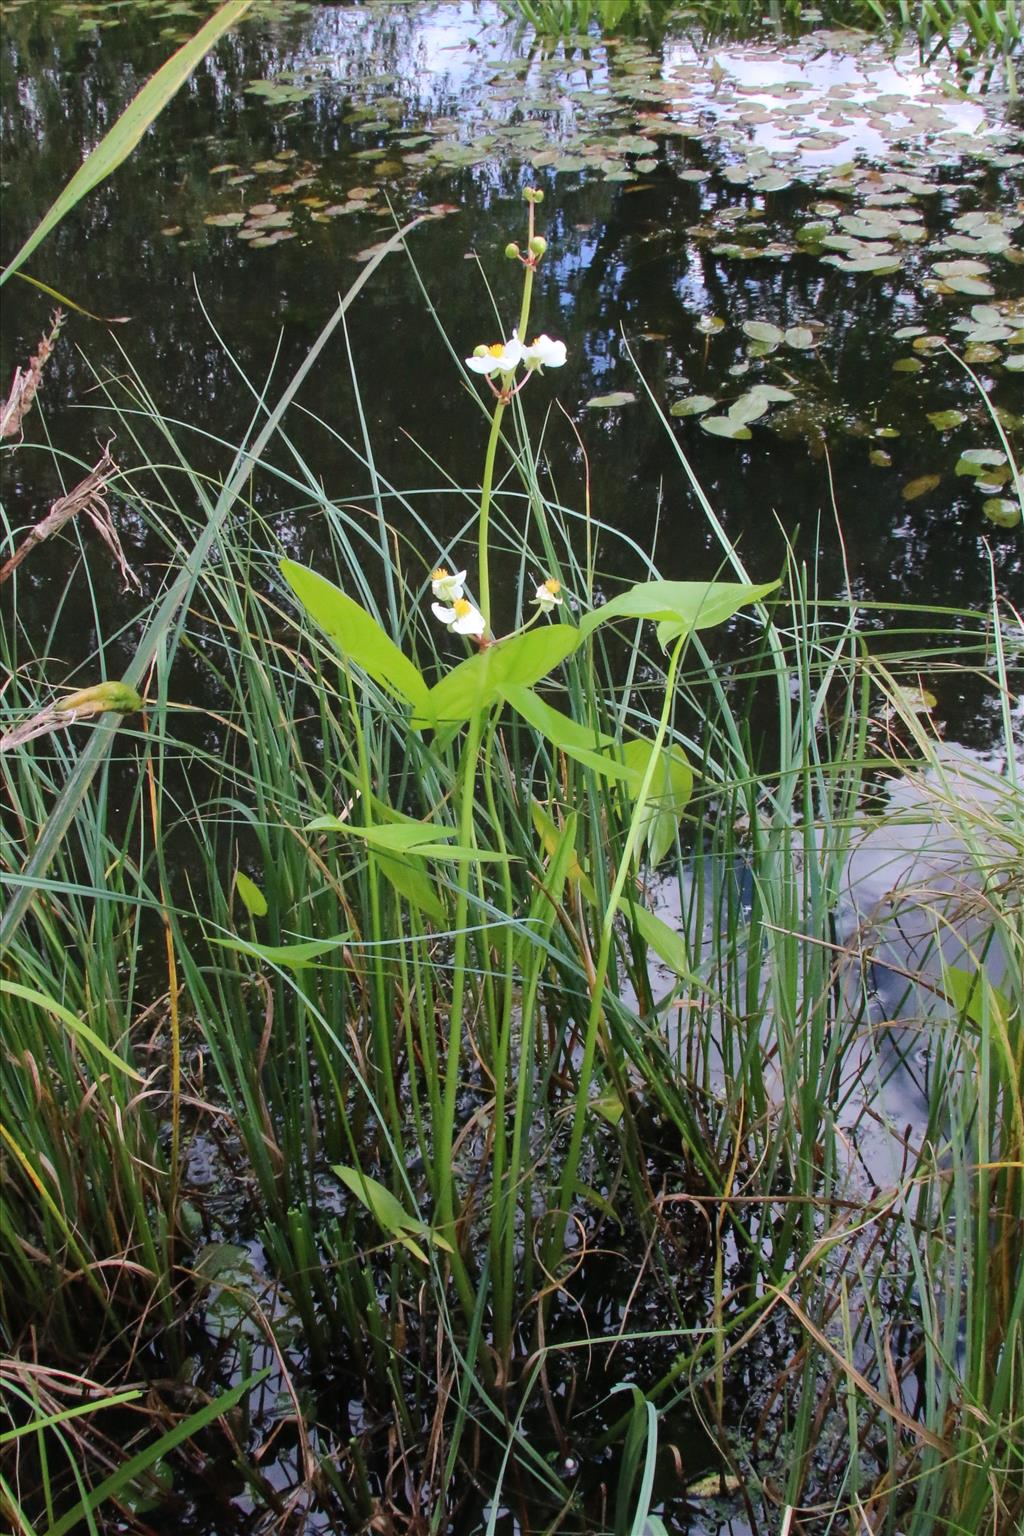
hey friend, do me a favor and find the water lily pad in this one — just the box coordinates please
[785,326,816,349]
[926,410,965,431]
[670,395,716,417]
[749,384,795,403]
[893,358,924,373]
[752,171,791,193]
[204,212,245,227]
[947,276,996,297]
[742,320,783,348]
[982,498,1021,526]
[249,229,296,248]
[869,449,892,467]
[586,391,636,408]
[823,254,901,274]
[902,474,941,501]
[1004,355,1024,372]
[932,259,989,278]
[728,391,771,425]
[891,684,937,714]
[963,343,1001,364]
[700,416,752,440]
[955,449,1009,480]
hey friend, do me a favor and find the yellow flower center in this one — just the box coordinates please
[544,579,561,595]
[487,343,506,358]
[452,598,472,617]
[432,566,449,581]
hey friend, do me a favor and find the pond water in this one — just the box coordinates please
[1,3,1022,1532]
[2,0,1022,761]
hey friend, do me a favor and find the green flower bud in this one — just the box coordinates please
[528,235,547,258]
[523,187,544,204]
[504,242,520,260]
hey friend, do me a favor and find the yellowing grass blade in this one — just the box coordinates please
[0,0,253,287]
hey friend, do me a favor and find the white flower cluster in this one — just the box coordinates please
[428,567,563,638]
[429,567,485,636]
[465,330,567,379]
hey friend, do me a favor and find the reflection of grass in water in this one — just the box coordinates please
[1,206,1021,1534]
[505,0,1022,81]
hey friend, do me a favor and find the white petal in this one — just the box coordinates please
[452,605,486,636]
[431,602,456,624]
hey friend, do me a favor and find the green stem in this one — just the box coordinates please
[435,709,485,1319]
[477,401,505,631]
[546,635,687,1271]
[478,210,539,628]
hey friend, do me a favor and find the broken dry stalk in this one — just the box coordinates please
[0,443,140,590]
[1,309,64,440]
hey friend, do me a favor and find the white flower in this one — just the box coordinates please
[430,566,466,603]
[531,578,563,613]
[466,335,523,376]
[522,334,567,371]
[431,597,486,637]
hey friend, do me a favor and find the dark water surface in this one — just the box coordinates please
[2,0,1022,753]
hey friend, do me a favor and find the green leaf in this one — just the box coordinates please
[700,415,751,440]
[281,560,428,714]
[982,497,1022,527]
[784,326,816,349]
[0,980,143,1083]
[376,853,446,922]
[591,1090,624,1126]
[307,818,505,862]
[306,818,455,850]
[417,625,580,729]
[579,579,778,642]
[742,320,783,348]
[728,391,771,426]
[624,903,691,977]
[211,936,350,969]
[943,964,1010,1028]
[531,800,595,904]
[926,410,965,431]
[333,1165,452,1259]
[902,474,941,501]
[946,276,995,297]
[619,739,693,866]
[586,391,637,408]
[234,870,267,917]
[2,1,255,287]
[502,684,636,784]
[669,394,716,417]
